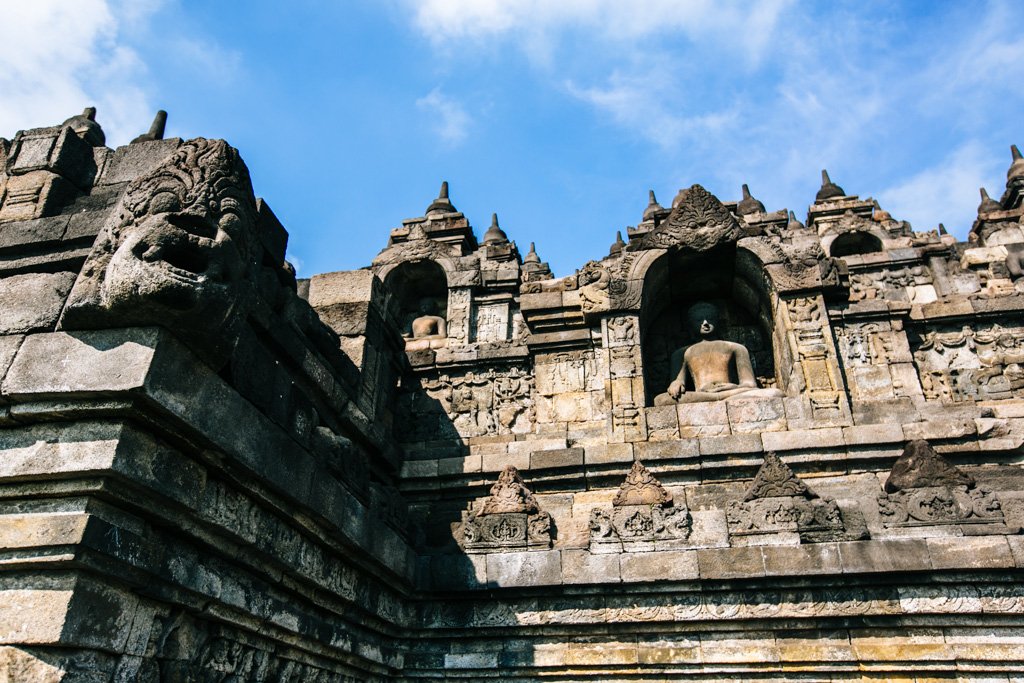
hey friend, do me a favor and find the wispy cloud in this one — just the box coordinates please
[565,71,738,151]
[416,88,472,145]
[0,0,158,145]
[404,0,1023,239]
[879,143,1004,238]
[409,0,792,64]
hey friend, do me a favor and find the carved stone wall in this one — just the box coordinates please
[3,112,1024,680]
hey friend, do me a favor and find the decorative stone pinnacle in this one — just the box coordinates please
[479,465,540,515]
[524,241,540,264]
[609,230,626,257]
[612,461,672,506]
[131,110,167,144]
[426,181,456,215]
[482,212,509,245]
[737,183,766,216]
[816,169,845,203]
[1009,144,1024,180]
[743,452,814,501]
[787,210,806,230]
[643,189,664,221]
[978,187,1001,214]
[938,222,948,235]
[83,107,97,121]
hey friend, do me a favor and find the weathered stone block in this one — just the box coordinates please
[530,447,584,469]
[0,215,69,249]
[485,550,561,587]
[696,546,765,579]
[838,539,931,573]
[762,427,844,452]
[0,272,76,335]
[633,439,699,461]
[620,550,698,582]
[560,549,620,584]
[843,423,905,445]
[583,442,633,464]
[697,433,762,456]
[926,536,1013,570]
[726,396,786,433]
[98,138,181,185]
[761,543,841,576]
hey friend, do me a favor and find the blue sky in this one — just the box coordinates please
[4,1,1022,277]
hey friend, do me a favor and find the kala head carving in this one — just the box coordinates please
[62,138,260,365]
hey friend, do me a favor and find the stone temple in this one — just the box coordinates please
[1,108,1024,682]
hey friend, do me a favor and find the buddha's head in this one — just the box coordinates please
[686,301,721,339]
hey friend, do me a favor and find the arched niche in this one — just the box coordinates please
[638,244,778,405]
[383,260,449,337]
[828,231,883,257]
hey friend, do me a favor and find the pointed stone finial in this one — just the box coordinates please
[1008,144,1024,181]
[786,210,806,231]
[612,461,672,506]
[978,187,1001,214]
[737,183,766,216]
[479,466,540,515]
[426,181,456,215]
[482,212,509,245]
[524,241,540,264]
[60,106,105,146]
[131,110,167,144]
[815,169,846,202]
[609,230,627,257]
[643,189,664,221]
[938,223,948,235]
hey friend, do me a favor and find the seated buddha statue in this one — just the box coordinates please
[653,301,782,405]
[404,298,448,350]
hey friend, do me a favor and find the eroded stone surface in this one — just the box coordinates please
[0,111,1023,680]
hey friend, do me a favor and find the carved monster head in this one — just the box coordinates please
[62,138,260,365]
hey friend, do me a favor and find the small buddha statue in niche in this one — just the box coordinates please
[653,301,782,405]
[404,298,448,350]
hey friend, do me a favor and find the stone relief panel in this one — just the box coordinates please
[849,265,936,303]
[781,294,851,419]
[471,301,510,343]
[912,323,1024,402]
[396,366,535,440]
[446,288,472,346]
[835,321,918,401]
[535,351,601,396]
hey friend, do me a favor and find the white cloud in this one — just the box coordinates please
[879,143,1004,240]
[0,0,157,146]
[566,71,738,151]
[416,88,472,145]
[409,0,792,64]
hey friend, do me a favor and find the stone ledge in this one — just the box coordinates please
[424,534,1024,590]
[0,328,416,585]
